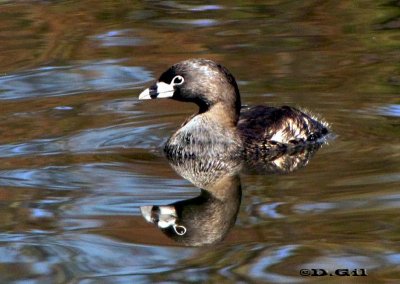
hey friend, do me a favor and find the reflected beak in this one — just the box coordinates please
[139,81,175,100]
[140,206,154,223]
[140,205,177,228]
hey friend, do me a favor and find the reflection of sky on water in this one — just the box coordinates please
[1,231,398,283]
[250,191,400,221]
[91,29,144,47]
[0,162,195,219]
[0,163,189,192]
[0,60,152,100]
[291,192,400,217]
[377,104,400,118]
[0,233,194,282]
[0,122,167,158]
[0,0,398,281]
[247,245,301,283]
[360,104,400,118]
[302,253,378,271]
[256,202,285,219]
[157,3,223,12]
[155,19,220,27]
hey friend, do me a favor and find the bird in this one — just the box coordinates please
[139,58,329,161]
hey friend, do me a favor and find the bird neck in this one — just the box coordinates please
[201,100,240,128]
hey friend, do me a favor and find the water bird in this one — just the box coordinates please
[139,58,329,160]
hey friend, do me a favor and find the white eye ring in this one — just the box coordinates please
[171,75,184,86]
[173,224,187,235]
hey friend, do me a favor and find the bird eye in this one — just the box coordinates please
[173,224,187,236]
[172,75,184,85]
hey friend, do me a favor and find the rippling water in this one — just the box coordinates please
[0,1,399,283]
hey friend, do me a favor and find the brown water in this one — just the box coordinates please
[0,0,399,283]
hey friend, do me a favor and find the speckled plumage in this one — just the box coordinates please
[238,105,329,154]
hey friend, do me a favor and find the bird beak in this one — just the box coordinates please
[140,206,154,223]
[139,81,175,100]
[140,205,177,228]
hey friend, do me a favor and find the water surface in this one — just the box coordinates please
[0,0,399,283]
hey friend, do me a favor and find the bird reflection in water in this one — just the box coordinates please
[141,144,322,246]
[139,59,329,246]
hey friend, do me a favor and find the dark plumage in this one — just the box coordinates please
[141,175,242,246]
[139,58,329,159]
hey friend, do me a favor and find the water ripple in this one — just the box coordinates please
[157,2,223,12]
[377,104,400,118]
[245,245,301,283]
[155,19,220,28]
[0,60,153,100]
[0,233,194,282]
[0,162,192,197]
[0,123,167,158]
[294,192,400,215]
[91,29,145,47]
